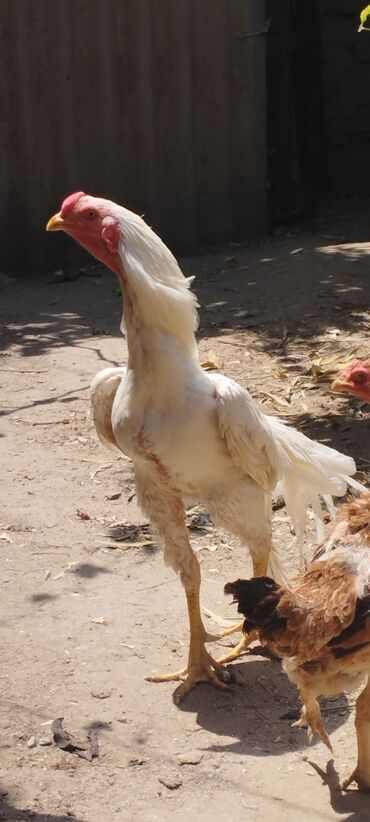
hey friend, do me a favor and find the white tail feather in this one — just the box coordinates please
[269,416,367,547]
[341,474,368,494]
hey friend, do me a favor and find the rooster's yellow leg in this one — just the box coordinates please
[216,555,267,663]
[217,630,258,664]
[217,620,245,639]
[341,678,370,791]
[146,589,230,704]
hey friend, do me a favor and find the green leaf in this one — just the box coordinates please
[359,5,370,31]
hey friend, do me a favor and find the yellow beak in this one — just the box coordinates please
[331,377,351,393]
[46,212,64,231]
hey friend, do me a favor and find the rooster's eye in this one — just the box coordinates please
[84,209,97,221]
[354,371,367,385]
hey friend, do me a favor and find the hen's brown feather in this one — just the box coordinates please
[275,561,358,661]
[336,495,370,537]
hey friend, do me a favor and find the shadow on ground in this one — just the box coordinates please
[309,760,370,822]
[176,654,370,819]
[177,656,350,757]
[0,790,84,822]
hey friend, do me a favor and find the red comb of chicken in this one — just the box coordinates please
[60,191,86,218]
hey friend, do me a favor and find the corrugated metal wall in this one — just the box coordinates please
[0,0,267,271]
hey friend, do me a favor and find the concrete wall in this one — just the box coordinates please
[0,0,267,271]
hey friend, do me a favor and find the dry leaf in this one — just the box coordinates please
[76,509,90,521]
[201,350,223,371]
[91,463,113,479]
[128,756,149,767]
[51,718,99,761]
[259,391,291,408]
[104,540,157,550]
[310,348,359,382]
[274,367,289,380]
[91,690,111,700]
[52,561,79,581]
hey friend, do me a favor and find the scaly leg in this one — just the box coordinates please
[341,677,370,791]
[293,690,332,751]
[147,585,231,704]
[216,555,268,664]
[146,580,231,704]
[139,483,231,703]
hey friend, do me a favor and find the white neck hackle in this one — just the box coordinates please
[107,204,199,358]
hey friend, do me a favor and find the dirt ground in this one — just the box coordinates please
[1,201,370,822]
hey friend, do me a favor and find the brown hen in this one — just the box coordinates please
[225,493,370,791]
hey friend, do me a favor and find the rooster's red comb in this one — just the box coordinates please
[61,191,86,218]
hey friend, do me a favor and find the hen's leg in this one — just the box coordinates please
[293,690,332,751]
[341,677,370,791]
[138,483,230,704]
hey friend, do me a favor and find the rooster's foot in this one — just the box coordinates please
[217,632,255,664]
[146,648,232,704]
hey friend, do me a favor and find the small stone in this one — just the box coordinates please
[39,736,53,746]
[178,752,203,766]
[26,736,37,748]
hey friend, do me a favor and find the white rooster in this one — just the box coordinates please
[47,192,364,703]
